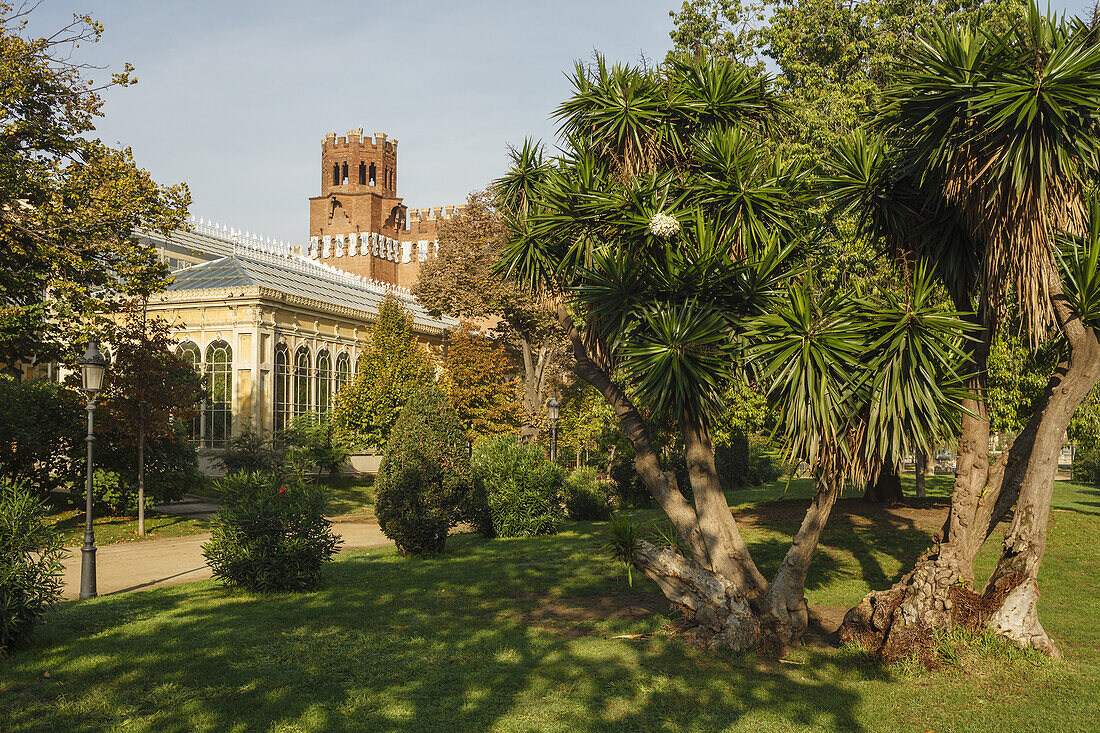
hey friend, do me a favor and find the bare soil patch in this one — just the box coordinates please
[735,496,951,534]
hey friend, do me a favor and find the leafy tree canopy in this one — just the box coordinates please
[0,5,190,370]
[442,322,521,440]
[333,293,435,451]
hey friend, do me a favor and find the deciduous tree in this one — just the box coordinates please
[441,322,521,440]
[0,4,189,372]
[415,188,566,441]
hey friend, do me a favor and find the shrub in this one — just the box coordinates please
[69,468,154,515]
[1072,447,1100,485]
[470,435,564,538]
[0,377,84,493]
[608,455,653,508]
[0,478,64,656]
[563,466,616,521]
[374,384,471,557]
[202,473,341,592]
[715,435,781,490]
[217,429,284,476]
[283,413,354,477]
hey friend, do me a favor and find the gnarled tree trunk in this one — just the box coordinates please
[558,306,846,653]
[841,277,1100,659]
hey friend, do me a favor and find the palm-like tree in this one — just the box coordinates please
[823,2,1100,657]
[497,54,970,651]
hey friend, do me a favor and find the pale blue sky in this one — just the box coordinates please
[26,0,1097,245]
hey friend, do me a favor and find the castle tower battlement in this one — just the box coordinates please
[308,127,460,290]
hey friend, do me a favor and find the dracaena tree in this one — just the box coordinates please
[498,54,968,651]
[822,3,1100,658]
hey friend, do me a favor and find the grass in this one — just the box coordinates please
[316,474,375,517]
[3,481,1098,731]
[47,507,209,546]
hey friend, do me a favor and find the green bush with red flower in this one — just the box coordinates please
[202,473,342,592]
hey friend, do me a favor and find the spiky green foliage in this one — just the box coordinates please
[0,478,63,656]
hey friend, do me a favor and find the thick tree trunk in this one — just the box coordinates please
[839,313,993,659]
[559,304,844,653]
[981,283,1100,655]
[914,450,929,498]
[841,276,1100,660]
[633,540,762,651]
[864,463,904,503]
[683,413,767,596]
[763,473,844,647]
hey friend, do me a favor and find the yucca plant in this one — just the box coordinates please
[820,1,1100,659]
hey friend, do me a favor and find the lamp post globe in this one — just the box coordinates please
[78,339,107,600]
[548,397,560,464]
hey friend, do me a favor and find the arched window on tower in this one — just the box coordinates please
[341,162,348,185]
[175,341,201,441]
[332,163,339,186]
[358,162,366,185]
[204,340,232,448]
[295,346,312,417]
[274,344,290,434]
[335,352,351,393]
[316,350,332,414]
[369,162,376,187]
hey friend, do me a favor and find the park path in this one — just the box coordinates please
[58,517,393,600]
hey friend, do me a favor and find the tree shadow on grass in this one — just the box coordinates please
[2,530,883,732]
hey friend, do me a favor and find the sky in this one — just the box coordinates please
[23,0,1099,246]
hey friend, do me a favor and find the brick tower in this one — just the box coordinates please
[307,128,463,289]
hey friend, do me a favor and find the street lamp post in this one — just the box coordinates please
[548,397,560,465]
[78,340,107,600]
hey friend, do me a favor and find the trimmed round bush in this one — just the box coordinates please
[470,435,564,538]
[202,473,341,592]
[0,478,64,656]
[563,466,616,521]
[374,384,471,557]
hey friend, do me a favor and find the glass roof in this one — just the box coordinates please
[158,229,454,332]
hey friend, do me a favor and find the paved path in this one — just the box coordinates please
[59,518,392,599]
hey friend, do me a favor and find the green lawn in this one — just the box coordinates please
[3,481,1098,731]
[193,473,375,518]
[47,507,209,546]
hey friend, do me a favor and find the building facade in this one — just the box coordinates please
[142,224,454,470]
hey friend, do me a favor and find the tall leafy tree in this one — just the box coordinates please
[99,297,204,533]
[441,322,521,440]
[414,188,566,441]
[824,3,1100,657]
[0,5,190,371]
[333,293,435,451]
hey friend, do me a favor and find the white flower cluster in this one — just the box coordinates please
[647,212,680,239]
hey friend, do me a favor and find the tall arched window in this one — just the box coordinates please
[316,350,332,414]
[176,342,202,441]
[274,344,290,434]
[294,346,312,417]
[335,352,351,393]
[204,340,232,448]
